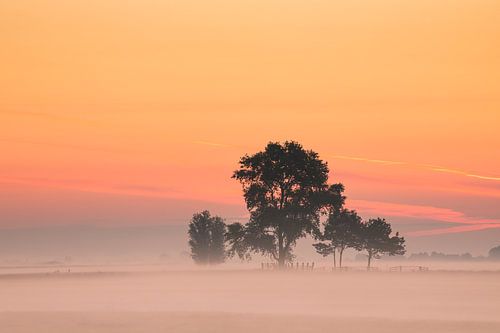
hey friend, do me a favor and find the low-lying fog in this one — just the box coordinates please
[1,264,499,333]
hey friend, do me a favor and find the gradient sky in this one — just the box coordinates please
[1,1,499,253]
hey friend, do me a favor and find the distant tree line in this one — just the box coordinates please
[188,141,406,268]
[400,248,500,262]
[408,252,475,262]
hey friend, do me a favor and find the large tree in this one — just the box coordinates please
[188,210,226,265]
[313,208,363,268]
[226,141,345,268]
[360,218,406,269]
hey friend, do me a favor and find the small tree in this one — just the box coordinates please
[188,210,226,265]
[313,242,337,267]
[227,141,344,268]
[313,209,363,268]
[489,245,500,260]
[360,218,405,269]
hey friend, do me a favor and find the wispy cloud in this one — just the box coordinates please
[0,110,101,126]
[3,176,499,236]
[408,223,500,237]
[0,176,181,200]
[350,199,497,225]
[331,155,405,166]
[191,142,500,183]
[193,140,231,148]
[428,166,500,181]
[349,199,500,237]
[0,176,242,207]
[0,137,130,154]
[330,155,500,182]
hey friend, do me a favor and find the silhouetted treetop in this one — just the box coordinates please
[489,245,500,260]
[314,208,363,268]
[361,218,406,268]
[228,141,345,267]
[233,141,344,213]
[188,210,226,265]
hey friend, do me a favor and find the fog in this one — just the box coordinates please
[2,225,499,266]
[1,264,499,333]
[1,225,499,332]
[1,226,499,332]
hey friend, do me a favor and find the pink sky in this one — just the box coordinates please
[0,1,499,254]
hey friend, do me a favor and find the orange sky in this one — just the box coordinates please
[0,1,499,245]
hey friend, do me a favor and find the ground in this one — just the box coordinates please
[1,267,499,332]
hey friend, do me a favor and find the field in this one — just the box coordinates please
[1,266,499,332]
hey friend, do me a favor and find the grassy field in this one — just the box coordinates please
[1,268,499,332]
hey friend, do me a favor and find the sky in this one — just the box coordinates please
[0,0,499,254]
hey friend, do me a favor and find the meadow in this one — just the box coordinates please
[1,266,499,333]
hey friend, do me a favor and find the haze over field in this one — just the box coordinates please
[1,270,500,333]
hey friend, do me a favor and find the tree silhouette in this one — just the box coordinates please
[489,245,500,260]
[188,210,226,265]
[313,209,363,268]
[360,218,405,268]
[227,141,344,268]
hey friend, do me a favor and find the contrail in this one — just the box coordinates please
[331,156,500,182]
[428,167,500,181]
[194,141,500,182]
[193,140,231,147]
[331,155,405,165]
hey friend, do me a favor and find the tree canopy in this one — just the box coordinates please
[313,208,363,268]
[227,141,344,267]
[188,210,226,265]
[489,245,500,260]
[361,218,406,268]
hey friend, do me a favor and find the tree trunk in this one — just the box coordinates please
[278,255,285,268]
[339,248,344,268]
[333,250,337,268]
[367,251,372,270]
[277,231,285,269]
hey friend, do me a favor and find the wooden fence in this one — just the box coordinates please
[261,262,315,271]
[389,265,429,272]
[260,263,429,272]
